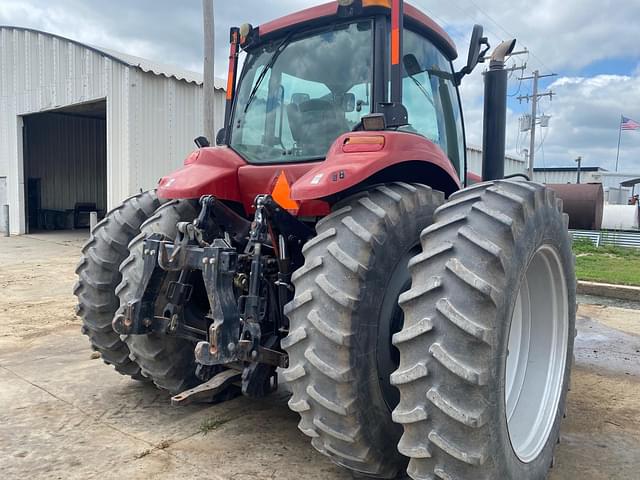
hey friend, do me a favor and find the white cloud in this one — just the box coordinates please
[1,0,639,172]
[412,0,640,72]
[539,74,640,171]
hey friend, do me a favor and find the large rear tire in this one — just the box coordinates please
[283,183,444,478]
[116,200,200,394]
[74,191,161,378]
[393,180,575,480]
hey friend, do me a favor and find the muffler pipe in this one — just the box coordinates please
[482,39,516,182]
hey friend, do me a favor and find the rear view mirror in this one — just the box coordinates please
[466,25,485,72]
[215,129,226,146]
[195,136,211,148]
[342,93,356,112]
[454,24,490,85]
[403,54,423,77]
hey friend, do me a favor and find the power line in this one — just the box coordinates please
[462,0,554,74]
[423,0,553,77]
[536,126,550,153]
[466,0,515,39]
[506,61,527,97]
[417,5,451,30]
[420,0,508,51]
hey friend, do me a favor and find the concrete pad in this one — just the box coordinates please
[551,366,640,480]
[1,229,639,479]
[0,330,350,479]
[166,393,352,480]
[1,318,638,479]
[575,315,640,377]
[0,234,79,352]
[2,329,235,445]
[0,365,222,480]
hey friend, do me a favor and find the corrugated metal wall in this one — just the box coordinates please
[24,112,107,213]
[530,170,640,188]
[0,177,7,205]
[596,172,640,189]
[0,26,225,234]
[127,70,225,191]
[531,170,601,184]
[466,146,527,177]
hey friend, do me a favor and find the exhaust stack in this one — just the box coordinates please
[482,39,516,182]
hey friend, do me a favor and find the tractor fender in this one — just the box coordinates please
[157,147,244,202]
[290,131,462,201]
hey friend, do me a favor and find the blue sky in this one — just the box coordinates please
[2,0,639,172]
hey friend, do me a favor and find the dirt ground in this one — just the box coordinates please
[1,232,639,480]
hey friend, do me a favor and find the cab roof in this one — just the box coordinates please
[257,1,457,60]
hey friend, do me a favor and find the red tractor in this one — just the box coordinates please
[75,1,575,478]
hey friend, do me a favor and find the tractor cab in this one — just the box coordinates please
[224,1,465,176]
[158,1,492,212]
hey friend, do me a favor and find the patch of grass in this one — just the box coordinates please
[572,240,640,286]
[199,416,232,435]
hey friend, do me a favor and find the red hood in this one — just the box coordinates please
[158,132,460,216]
[157,147,330,216]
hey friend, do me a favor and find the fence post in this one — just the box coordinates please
[2,204,8,237]
[89,211,98,232]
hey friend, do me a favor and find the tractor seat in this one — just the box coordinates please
[287,99,349,156]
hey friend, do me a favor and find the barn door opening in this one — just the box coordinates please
[22,100,107,233]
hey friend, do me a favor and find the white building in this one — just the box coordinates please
[466,145,527,177]
[0,26,226,234]
[531,167,606,185]
[532,167,640,204]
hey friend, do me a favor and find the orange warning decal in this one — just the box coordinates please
[272,171,299,211]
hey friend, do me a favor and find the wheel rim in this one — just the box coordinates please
[505,245,569,463]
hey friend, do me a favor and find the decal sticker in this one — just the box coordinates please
[310,173,324,185]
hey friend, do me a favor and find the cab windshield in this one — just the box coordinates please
[230,21,373,164]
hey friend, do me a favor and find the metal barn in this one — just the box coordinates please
[0,27,225,234]
[466,145,527,177]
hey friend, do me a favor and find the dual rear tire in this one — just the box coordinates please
[285,180,575,480]
[75,195,202,394]
[74,191,162,378]
[116,200,201,394]
[283,183,444,478]
[392,180,575,480]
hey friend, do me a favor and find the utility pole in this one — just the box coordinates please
[575,156,582,184]
[203,0,216,144]
[518,70,557,179]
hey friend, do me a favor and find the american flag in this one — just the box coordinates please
[621,116,640,131]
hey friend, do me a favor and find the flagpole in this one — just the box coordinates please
[615,114,623,172]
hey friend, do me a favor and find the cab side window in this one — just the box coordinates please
[400,29,465,176]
